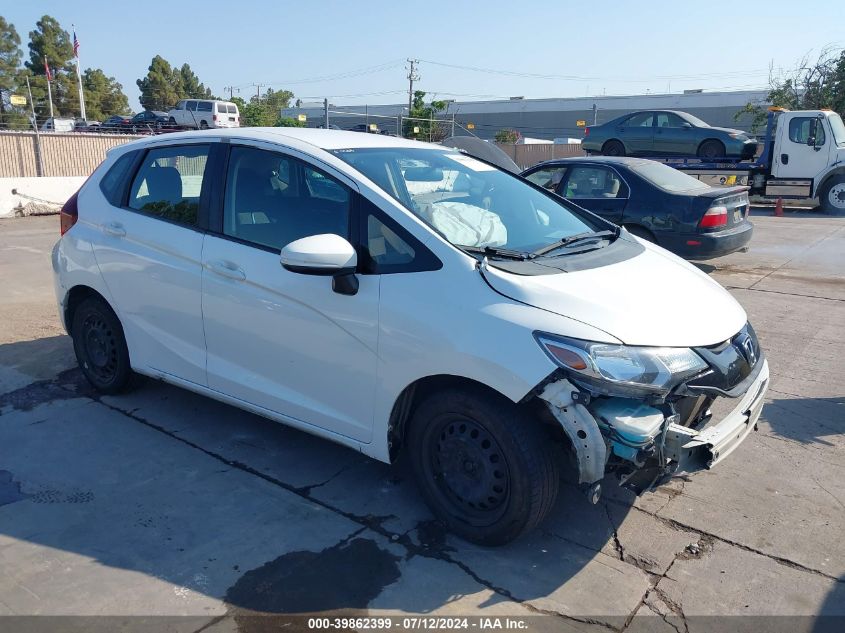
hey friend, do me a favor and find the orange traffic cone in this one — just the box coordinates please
[774,198,784,217]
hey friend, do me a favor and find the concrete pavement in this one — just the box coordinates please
[0,211,843,631]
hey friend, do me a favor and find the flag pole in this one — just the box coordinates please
[46,76,54,121]
[72,26,86,121]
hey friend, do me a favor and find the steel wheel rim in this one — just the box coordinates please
[429,417,510,523]
[829,184,845,210]
[82,315,118,383]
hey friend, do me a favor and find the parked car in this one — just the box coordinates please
[583,110,758,159]
[127,110,170,132]
[100,115,132,132]
[522,156,753,259]
[54,129,768,545]
[167,99,240,129]
[40,117,75,132]
[73,119,101,132]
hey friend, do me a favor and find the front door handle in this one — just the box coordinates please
[102,222,126,237]
[781,153,789,165]
[206,260,246,281]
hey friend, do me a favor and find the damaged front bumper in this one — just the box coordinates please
[538,358,769,500]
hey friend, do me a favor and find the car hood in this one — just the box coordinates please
[708,126,752,138]
[482,240,747,347]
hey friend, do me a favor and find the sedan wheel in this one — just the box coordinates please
[71,297,134,394]
[698,140,726,159]
[602,140,625,156]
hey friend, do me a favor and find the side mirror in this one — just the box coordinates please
[280,234,359,295]
[807,118,823,150]
[681,122,693,129]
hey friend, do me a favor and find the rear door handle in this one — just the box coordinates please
[206,260,246,281]
[102,222,126,237]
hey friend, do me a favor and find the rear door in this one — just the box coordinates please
[619,112,655,154]
[88,141,214,385]
[201,143,380,442]
[560,164,628,223]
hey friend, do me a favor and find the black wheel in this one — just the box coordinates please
[698,139,725,159]
[408,387,559,545]
[169,117,176,124]
[820,176,845,213]
[71,297,134,394]
[602,139,625,156]
[200,120,209,130]
[625,224,656,243]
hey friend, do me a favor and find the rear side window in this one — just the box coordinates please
[99,151,137,206]
[127,145,211,226]
[197,101,212,112]
[525,167,567,192]
[563,166,628,199]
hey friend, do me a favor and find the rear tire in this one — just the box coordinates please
[71,297,134,395]
[698,140,725,159]
[820,176,845,213]
[200,121,209,130]
[169,117,176,125]
[602,140,625,156]
[408,387,559,546]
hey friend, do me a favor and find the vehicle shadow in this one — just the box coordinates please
[762,396,844,447]
[0,360,638,626]
[812,575,845,632]
[0,334,75,396]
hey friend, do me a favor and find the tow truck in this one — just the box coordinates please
[652,108,845,212]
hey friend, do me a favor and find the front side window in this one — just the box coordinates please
[127,144,210,226]
[564,166,627,199]
[656,112,685,128]
[332,148,599,253]
[222,146,350,251]
[524,167,567,192]
[788,117,826,146]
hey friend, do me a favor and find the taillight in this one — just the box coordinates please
[700,205,728,229]
[213,114,217,121]
[60,191,79,235]
[584,127,590,136]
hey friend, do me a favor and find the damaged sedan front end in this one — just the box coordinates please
[534,323,768,501]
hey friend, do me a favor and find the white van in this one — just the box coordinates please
[167,100,240,129]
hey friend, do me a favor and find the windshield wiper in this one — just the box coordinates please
[532,228,620,257]
[459,245,534,261]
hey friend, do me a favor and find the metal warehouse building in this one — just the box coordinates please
[284,89,769,140]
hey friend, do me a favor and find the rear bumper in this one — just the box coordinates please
[665,358,768,470]
[660,221,753,260]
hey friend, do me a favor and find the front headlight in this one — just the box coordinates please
[535,332,709,397]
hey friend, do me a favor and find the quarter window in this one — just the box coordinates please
[222,146,350,251]
[788,117,825,145]
[564,166,627,199]
[100,151,137,206]
[127,144,210,226]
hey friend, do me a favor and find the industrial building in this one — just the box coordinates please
[283,89,769,140]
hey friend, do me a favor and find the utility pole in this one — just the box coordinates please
[26,76,44,177]
[224,86,238,100]
[324,98,329,129]
[406,59,419,120]
[253,83,265,102]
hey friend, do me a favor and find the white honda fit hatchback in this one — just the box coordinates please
[52,129,768,544]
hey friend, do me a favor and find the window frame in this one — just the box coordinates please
[559,163,630,200]
[118,142,216,232]
[209,143,358,256]
[788,116,826,146]
[522,165,569,194]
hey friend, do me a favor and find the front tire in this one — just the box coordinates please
[71,297,134,394]
[408,387,559,545]
[698,139,726,159]
[820,176,845,213]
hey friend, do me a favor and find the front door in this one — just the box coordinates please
[89,142,213,385]
[201,144,379,442]
[654,112,692,155]
[560,164,628,223]
[775,114,832,179]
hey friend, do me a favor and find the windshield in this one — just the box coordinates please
[829,113,845,146]
[679,112,709,127]
[332,148,600,253]
[628,160,711,193]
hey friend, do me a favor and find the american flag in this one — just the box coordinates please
[44,59,52,81]
[73,31,79,57]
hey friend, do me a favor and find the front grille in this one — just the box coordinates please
[688,323,760,393]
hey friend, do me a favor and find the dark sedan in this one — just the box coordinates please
[522,157,753,259]
[99,115,132,132]
[127,110,170,132]
[582,110,758,159]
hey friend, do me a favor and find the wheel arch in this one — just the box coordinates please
[697,138,726,154]
[386,373,558,462]
[64,285,113,334]
[601,138,626,154]
[815,166,845,198]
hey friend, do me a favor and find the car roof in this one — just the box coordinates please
[120,127,443,152]
[528,156,654,168]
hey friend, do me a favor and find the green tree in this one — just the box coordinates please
[0,17,25,128]
[179,63,215,99]
[495,129,521,143]
[82,68,130,120]
[736,47,845,133]
[137,55,182,111]
[24,15,77,118]
[403,90,447,140]
[233,88,296,127]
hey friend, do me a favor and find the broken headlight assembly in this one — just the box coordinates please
[534,332,709,399]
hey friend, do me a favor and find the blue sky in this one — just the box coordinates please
[3,0,843,111]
